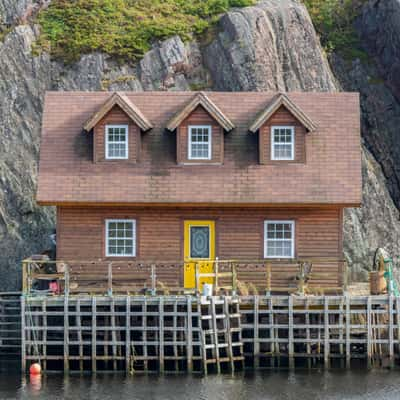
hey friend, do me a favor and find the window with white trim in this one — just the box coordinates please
[106,219,136,257]
[264,220,295,258]
[271,126,294,160]
[105,125,128,159]
[188,125,212,160]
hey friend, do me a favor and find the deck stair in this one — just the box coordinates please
[199,296,244,374]
[0,292,21,358]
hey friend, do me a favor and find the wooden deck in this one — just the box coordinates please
[22,258,347,296]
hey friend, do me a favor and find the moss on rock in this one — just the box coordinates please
[36,0,255,63]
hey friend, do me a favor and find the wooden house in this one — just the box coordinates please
[35,91,361,294]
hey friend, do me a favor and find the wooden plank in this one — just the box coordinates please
[288,295,294,369]
[92,297,97,373]
[324,296,329,368]
[389,295,394,368]
[253,295,259,368]
[186,296,193,373]
[125,296,131,373]
[345,295,350,368]
[20,297,26,373]
[64,295,69,373]
[159,297,164,373]
[367,296,372,369]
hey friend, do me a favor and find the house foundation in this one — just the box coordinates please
[20,294,400,374]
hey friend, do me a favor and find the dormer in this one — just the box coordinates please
[166,92,235,165]
[249,94,317,164]
[83,92,152,163]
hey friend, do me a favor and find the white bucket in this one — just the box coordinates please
[202,283,213,297]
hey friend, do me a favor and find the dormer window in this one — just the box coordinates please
[106,125,128,159]
[271,126,294,160]
[188,125,212,160]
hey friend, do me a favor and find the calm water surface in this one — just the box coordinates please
[1,367,400,400]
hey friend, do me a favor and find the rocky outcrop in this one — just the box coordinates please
[0,0,50,25]
[340,0,400,212]
[329,0,400,278]
[0,0,399,288]
[344,149,400,281]
[357,0,400,102]
[204,0,337,91]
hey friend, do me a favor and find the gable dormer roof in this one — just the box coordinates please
[166,92,235,132]
[249,93,317,133]
[83,91,153,132]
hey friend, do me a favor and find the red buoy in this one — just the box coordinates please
[29,363,41,375]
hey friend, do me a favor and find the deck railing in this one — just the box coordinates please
[21,257,347,296]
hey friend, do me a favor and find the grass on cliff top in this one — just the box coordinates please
[36,0,255,63]
[303,0,368,60]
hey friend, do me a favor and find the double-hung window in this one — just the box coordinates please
[264,220,295,258]
[106,219,136,257]
[105,125,128,159]
[271,126,294,160]
[188,125,212,160]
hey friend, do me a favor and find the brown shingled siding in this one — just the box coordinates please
[57,206,342,261]
[93,105,140,163]
[259,105,306,164]
[177,105,223,164]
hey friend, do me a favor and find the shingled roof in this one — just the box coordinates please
[37,91,361,206]
[83,92,153,132]
[166,92,235,132]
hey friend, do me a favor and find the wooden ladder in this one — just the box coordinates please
[199,296,243,374]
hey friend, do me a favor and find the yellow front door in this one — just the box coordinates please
[184,220,215,290]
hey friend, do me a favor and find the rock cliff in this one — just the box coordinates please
[0,0,399,289]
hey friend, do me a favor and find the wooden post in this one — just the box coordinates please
[232,263,237,295]
[151,264,156,295]
[125,296,131,373]
[345,295,351,368]
[76,298,83,372]
[253,295,259,368]
[159,297,164,373]
[64,264,70,296]
[288,295,294,369]
[305,297,311,368]
[367,296,372,369]
[389,295,394,368]
[186,296,193,373]
[107,262,113,296]
[324,296,329,368]
[92,297,97,373]
[223,297,234,372]
[20,296,26,374]
[42,299,47,372]
[266,263,271,295]
[195,263,200,294]
[22,261,27,294]
[210,297,220,374]
[63,294,69,373]
[110,297,117,371]
[215,258,219,294]
[269,296,275,368]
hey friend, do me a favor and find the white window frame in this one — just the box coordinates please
[271,126,295,161]
[188,125,212,160]
[105,124,129,160]
[105,219,136,257]
[264,220,295,259]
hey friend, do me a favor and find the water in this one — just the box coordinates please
[1,369,400,400]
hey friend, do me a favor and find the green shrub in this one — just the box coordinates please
[303,0,368,59]
[36,0,255,63]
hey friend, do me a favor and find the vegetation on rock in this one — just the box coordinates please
[303,0,367,60]
[36,0,255,63]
